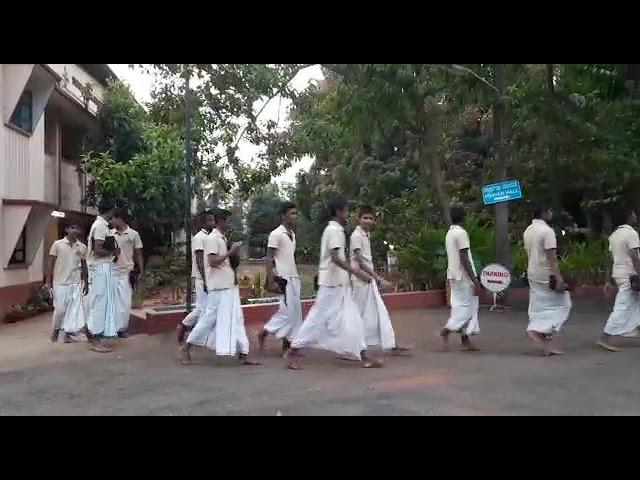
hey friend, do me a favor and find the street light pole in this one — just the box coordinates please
[183,64,194,313]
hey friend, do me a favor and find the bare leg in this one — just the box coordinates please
[89,335,112,353]
[460,335,480,352]
[287,348,303,370]
[597,333,623,352]
[50,329,60,343]
[63,333,80,344]
[361,349,383,368]
[527,330,548,355]
[238,353,262,366]
[257,330,269,352]
[439,328,451,351]
[281,338,291,357]
[179,343,194,365]
[176,324,189,344]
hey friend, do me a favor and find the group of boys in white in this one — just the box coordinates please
[442,204,640,356]
[47,196,640,363]
[46,199,144,354]
[177,200,409,369]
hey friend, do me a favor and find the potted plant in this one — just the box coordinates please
[238,275,253,301]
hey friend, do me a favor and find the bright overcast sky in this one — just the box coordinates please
[108,64,323,186]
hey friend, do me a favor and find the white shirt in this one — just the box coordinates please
[317,221,349,287]
[112,227,143,275]
[205,228,236,290]
[524,219,557,283]
[267,224,298,277]
[191,229,210,280]
[609,225,640,279]
[445,225,476,281]
[350,226,373,285]
[49,238,87,286]
[87,216,113,266]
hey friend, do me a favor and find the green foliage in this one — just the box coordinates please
[83,122,186,229]
[559,238,609,286]
[245,184,283,258]
[90,81,147,164]
[395,225,447,290]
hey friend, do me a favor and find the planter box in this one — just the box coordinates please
[131,290,447,336]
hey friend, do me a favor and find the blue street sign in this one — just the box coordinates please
[482,180,523,206]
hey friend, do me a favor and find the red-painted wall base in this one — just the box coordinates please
[0,281,42,323]
[130,290,447,336]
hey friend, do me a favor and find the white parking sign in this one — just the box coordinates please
[480,264,511,293]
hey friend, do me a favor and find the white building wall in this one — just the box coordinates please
[1,64,107,301]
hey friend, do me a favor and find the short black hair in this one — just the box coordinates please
[533,205,550,219]
[279,201,297,217]
[328,199,346,218]
[63,222,82,231]
[97,198,115,215]
[450,205,466,224]
[359,205,375,218]
[214,208,232,223]
[111,208,129,223]
[612,207,637,228]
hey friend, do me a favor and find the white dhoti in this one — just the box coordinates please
[527,280,572,334]
[113,273,133,333]
[263,275,303,340]
[88,263,118,338]
[291,285,367,359]
[445,279,480,336]
[52,284,86,334]
[182,278,208,328]
[604,279,640,336]
[352,282,396,350]
[186,287,250,356]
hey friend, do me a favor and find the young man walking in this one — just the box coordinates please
[524,206,572,356]
[440,205,481,351]
[111,209,144,338]
[180,209,260,366]
[287,200,381,370]
[258,202,303,357]
[86,199,118,353]
[46,223,88,343]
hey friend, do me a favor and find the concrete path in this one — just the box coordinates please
[2,299,640,416]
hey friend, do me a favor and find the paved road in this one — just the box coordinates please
[2,299,640,416]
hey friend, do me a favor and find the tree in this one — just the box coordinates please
[139,63,315,199]
[245,184,283,258]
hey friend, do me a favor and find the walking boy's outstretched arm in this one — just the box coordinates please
[330,249,371,283]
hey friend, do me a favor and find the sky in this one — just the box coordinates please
[108,64,323,186]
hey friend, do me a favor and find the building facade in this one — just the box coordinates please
[0,64,115,321]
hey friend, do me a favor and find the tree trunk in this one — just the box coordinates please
[415,144,451,224]
[493,64,511,268]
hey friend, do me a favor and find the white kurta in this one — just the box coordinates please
[445,279,480,336]
[88,263,118,338]
[52,284,86,334]
[113,273,133,333]
[604,279,640,336]
[182,278,208,328]
[527,280,572,335]
[186,287,250,356]
[263,275,303,340]
[352,282,396,350]
[291,285,367,359]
